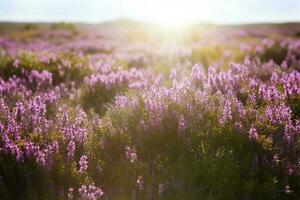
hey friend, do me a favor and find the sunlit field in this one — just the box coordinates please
[0,21,300,199]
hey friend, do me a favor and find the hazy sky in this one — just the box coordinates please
[0,0,299,24]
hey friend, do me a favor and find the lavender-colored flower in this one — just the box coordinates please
[284,185,292,194]
[68,187,74,199]
[249,127,258,141]
[158,183,167,196]
[219,98,232,125]
[78,184,104,200]
[125,145,137,163]
[178,115,186,136]
[79,155,88,174]
[67,141,76,161]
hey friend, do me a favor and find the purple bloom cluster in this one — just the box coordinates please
[125,145,137,163]
[79,155,88,173]
[78,184,104,200]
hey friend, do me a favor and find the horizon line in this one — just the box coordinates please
[0,18,300,26]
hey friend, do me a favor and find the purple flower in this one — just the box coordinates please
[284,185,292,194]
[125,145,137,163]
[249,127,258,141]
[178,115,186,136]
[78,184,104,200]
[219,98,232,125]
[158,183,167,196]
[79,155,88,174]
[67,187,74,199]
[67,141,75,161]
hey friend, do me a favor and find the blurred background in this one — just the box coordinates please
[0,0,300,25]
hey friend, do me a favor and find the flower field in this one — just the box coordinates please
[0,22,300,199]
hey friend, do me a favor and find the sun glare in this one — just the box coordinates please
[130,0,210,27]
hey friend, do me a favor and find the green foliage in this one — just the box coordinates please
[0,154,55,200]
[287,95,300,120]
[50,23,77,34]
[258,43,288,65]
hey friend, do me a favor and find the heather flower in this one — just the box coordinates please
[192,64,206,86]
[178,115,186,136]
[67,141,75,161]
[136,175,144,190]
[265,103,291,125]
[284,122,295,144]
[158,183,166,196]
[273,154,280,165]
[68,187,74,199]
[229,91,245,119]
[125,145,137,163]
[27,70,53,90]
[170,68,177,80]
[115,95,128,108]
[79,155,88,174]
[258,84,267,100]
[36,150,46,166]
[284,185,292,194]
[78,184,104,200]
[280,70,300,96]
[266,86,282,102]
[285,161,294,175]
[270,72,279,84]
[249,127,258,141]
[234,122,243,133]
[247,93,256,105]
[219,98,232,125]
[13,59,20,68]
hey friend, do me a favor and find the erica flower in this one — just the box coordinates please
[78,184,104,200]
[115,95,128,108]
[248,127,258,141]
[178,115,186,136]
[67,140,75,161]
[68,187,74,199]
[219,98,232,125]
[125,145,137,163]
[79,155,88,174]
[158,183,167,196]
[136,175,144,190]
[284,185,292,194]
